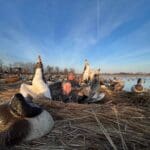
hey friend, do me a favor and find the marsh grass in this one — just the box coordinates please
[0,83,150,150]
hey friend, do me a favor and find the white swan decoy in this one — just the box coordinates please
[20,56,52,100]
[82,59,100,82]
[82,59,90,82]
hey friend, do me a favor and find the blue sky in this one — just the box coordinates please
[0,0,150,73]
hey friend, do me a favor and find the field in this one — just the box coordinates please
[0,77,150,150]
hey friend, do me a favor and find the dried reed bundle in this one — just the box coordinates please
[4,76,20,84]
[0,85,149,150]
[14,94,148,150]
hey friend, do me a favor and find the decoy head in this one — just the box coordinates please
[36,55,43,68]
[34,55,46,83]
[137,78,142,84]
[10,93,28,117]
[10,93,42,118]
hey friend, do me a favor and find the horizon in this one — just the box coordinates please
[0,0,150,73]
[1,59,150,74]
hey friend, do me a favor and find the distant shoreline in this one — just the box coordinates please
[100,73,150,78]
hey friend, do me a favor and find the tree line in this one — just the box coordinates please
[0,59,75,75]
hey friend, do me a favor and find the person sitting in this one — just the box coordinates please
[60,73,105,103]
[60,72,82,103]
[131,78,144,93]
[67,72,80,88]
[61,81,78,103]
[49,72,79,102]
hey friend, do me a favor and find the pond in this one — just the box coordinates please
[102,75,150,92]
[122,77,150,92]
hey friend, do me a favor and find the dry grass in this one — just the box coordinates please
[0,84,150,150]
[3,75,20,84]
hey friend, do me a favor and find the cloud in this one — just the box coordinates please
[0,28,42,63]
[53,0,150,71]
[0,0,150,73]
[98,0,150,40]
[97,20,150,64]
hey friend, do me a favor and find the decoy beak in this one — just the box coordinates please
[38,55,42,63]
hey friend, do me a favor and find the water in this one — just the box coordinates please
[122,77,150,92]
[102,75,150,92]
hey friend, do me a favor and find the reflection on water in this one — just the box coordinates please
[123,77,150,92]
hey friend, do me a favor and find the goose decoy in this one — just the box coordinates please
[0,93,54,147]
[110,77,124,91]
[131,78,144,93]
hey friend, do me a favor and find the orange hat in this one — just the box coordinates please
[68,72,75,81]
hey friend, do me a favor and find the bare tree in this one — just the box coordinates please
[63,68,68,75]
[55,66,60,74]
[0,59,3,73]
[24,63,35,74]
[46,65,54,74]
[69,68,75,74]
[11,62,35,74]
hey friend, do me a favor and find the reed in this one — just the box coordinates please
[0,85,149,150]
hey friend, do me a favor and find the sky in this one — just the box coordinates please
[0,0,150,73]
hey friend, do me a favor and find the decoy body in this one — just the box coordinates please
[0,93,54,147]
[20,56,52,100]
[131,78,144,93]
[82,59,100,82]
